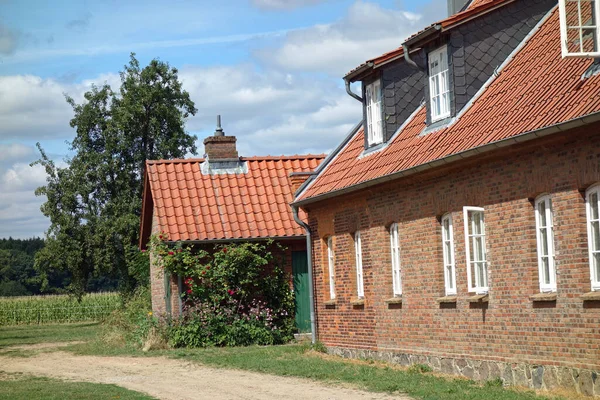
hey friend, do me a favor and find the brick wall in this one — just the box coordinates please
[149,213,180,318]
[305,123,600,391]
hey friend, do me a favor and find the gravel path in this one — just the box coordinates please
[0,345,413,400]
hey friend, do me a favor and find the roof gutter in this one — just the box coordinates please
[292,205,317,345]
[404,24,441,48]
[293,111,600,207]
[163,235,307,245]
[343,61,373,83]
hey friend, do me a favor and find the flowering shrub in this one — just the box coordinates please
[150,234,295,347]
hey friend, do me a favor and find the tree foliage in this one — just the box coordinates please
[32,54,197,298]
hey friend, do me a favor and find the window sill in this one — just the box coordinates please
[350,297,365,306]
[324,299,337,306]
[530,292,557,302]
[581,291,600,301]
[436,295,457,303]
[384,296,402,304]
[467,294,489,303]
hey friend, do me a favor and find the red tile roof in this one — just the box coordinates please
[142,155,324,243]
[297,8,600,204]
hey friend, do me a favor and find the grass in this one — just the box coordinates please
[69,341,564,400]
[0,324,566,400]
[0,323,101,350]
[0,293,120,325]
[0,374,155,400]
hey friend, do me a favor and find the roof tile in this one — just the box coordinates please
[146,155,324,241]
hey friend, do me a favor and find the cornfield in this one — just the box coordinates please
[0,292,121,326]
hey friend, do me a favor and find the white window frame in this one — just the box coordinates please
[535,195,557,293]
[441,214,457,296]
[428,46,451,122]
[365,80,383,147]
[326,237,336,299]
[463,206,489,294]
[585,184,600,291]
[559,0,600,58]
[354,231,365,298]
[390,223,402,296]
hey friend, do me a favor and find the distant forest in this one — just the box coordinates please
[0,238,118,296]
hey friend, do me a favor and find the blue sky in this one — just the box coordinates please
[0,0,446,238]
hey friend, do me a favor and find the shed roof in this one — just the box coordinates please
[141,155,324,244]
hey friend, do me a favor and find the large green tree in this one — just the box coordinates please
[33,54,197,297]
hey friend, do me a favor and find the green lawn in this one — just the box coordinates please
[0,375,155,400]
[0,322,101,349]
[0,324,565,400]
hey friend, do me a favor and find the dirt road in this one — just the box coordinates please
[0,345,412,400]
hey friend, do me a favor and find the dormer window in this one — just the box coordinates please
[365,80,383,146]
[559,0,600,57]
[428,46,450,122]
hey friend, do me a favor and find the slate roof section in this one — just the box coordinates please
[344,0,514,79]
[296,8,600,204]
[143,155,324,243]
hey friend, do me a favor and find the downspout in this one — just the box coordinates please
[345,78,363,102]
[403,44,423,70]
[292,205,316,344]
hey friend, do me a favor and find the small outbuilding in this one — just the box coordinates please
[139,120,324,333]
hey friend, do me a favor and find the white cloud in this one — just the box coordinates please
[179,64,361,155]
[0,74,120,141]
[1,162,47,192]
[0,163,49,238]
[0,143,35,163]
[257,0,445,76]
[250,0,328,10]
[0,190,47,238]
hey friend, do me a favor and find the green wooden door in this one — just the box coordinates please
[292,251,311,333]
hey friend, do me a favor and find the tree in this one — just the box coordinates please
[32,54,197,298]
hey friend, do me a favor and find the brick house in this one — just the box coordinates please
[292,0,600,395]
[140,120,324,333]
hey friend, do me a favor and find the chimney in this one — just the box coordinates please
[448,0,469,16]
[203,115,239,161]
[288,172,315,194]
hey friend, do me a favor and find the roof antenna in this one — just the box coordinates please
[215,115,225,137]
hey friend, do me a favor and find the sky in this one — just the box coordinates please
[0,0,446,239]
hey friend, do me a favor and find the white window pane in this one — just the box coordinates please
[595,253,600,282]
[446,265,454,288]
[592,192,599,219]
[593,220,600,251]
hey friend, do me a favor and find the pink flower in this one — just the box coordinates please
[222,247,228,253]
[227,289,235,296]
[141,249,146,253]
[168,251,174,256]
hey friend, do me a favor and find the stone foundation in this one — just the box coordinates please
[328,347,600,397]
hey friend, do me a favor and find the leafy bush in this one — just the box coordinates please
[101,286,166,349]
[151,235,295,347]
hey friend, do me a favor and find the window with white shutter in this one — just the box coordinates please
[354,232,365,298]
[559,0,600,57]
[390,223,402,296]
[365,80,383,146]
